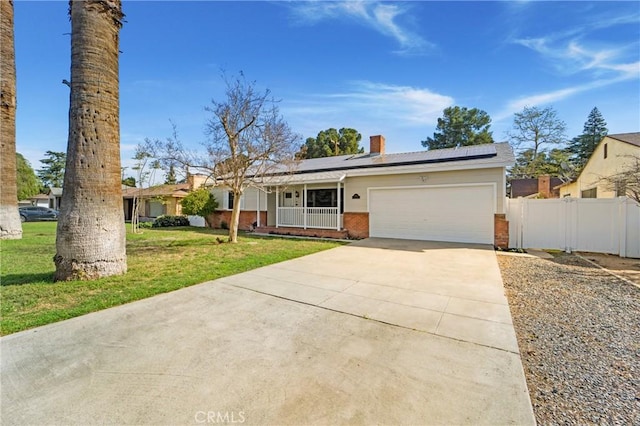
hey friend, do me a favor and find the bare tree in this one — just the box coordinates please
[129,146,161,234]
[598,155,640,203]
[508,106,567,158]
[148,73,300,243]
[55,0,126,280]
[0,0,22,240]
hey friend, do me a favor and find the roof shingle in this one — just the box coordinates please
[608,132,640,147]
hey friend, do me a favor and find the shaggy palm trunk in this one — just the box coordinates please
[55,0,126,280]
[0,0,22,240]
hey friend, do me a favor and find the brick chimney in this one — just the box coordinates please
[538,175,551,198]
[370,135,385,156]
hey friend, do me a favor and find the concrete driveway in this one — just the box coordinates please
[1,238,534,425]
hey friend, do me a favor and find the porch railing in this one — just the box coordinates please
[277,207,342,230]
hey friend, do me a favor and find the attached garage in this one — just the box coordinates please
[368,184,496,244]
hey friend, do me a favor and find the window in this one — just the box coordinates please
[228,192,234,210]
[615,181,626,197]
[581,188,597,198]
[604,143,608,159]
[306,189,344,212]
[284,192,292,199]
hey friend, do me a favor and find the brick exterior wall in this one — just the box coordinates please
[494,214,509,248]
[254,226,349,239]
[208,210,267,230]
[343,212,369,239]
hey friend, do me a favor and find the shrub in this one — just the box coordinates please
[180,189,218,225]
[152,215,190,228]
[220,220,229,230]
[138,221,153,229]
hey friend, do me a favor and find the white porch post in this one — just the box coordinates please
[275,187,279,228]
[336,181,341,230]
[303,184,307,229]
[256,189,260,227]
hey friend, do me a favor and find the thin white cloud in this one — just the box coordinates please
[325,81,453,124]
[514,37,638,79]
[495,67,639,121]
[498,11,640,119]
[282,81,453,139]
[288,1,431,55]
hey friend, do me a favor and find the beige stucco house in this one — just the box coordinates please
[121,174,210,220]
[122,184,190,220]
[558,133,640,198]
[210,136,515,247]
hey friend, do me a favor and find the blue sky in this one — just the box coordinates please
[14,1,640,178]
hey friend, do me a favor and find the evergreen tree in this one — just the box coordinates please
[37,151,66,188]
[422,106,493,150]
[122,176,136,187]
[567,107,608,171]
[298,128,363,159]
[165,164,177,184]
[508,148,572,181]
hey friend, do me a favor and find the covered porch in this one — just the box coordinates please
[257,172,346,232]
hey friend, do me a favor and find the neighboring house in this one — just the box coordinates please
[210,135,515,247]
[558,133,640,198]
[18,193,50,207]
[510,175,564,198]
[49,174,210,221]
[47,187,63,210]
[122,184,190,220]
[122,174,210,220]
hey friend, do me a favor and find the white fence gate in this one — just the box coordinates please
[506,197,640,258]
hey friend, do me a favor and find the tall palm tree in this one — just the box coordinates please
[0,0,22,240]
[55,0,126,280]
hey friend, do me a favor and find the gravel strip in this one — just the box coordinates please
[498,253,640,425]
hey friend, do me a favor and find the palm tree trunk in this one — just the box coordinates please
[55,0,126,280]
[0,0,22,240]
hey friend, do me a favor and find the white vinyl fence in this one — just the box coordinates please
[187,215,206,227]
[506,197,640,258]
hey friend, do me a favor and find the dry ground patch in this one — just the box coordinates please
[577,251,640,285]
[498,252,639,425]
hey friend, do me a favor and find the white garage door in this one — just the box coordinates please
[369,185,495,244]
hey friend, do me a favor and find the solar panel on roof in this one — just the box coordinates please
[261,143,504,177]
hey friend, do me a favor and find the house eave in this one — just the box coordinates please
[249,158,512,185]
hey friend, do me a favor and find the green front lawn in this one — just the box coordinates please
[1,222,343,335]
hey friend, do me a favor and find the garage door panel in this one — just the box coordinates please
[369,186,494,244]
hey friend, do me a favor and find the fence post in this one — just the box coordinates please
[619,197,627,258]
[520,199,528,250]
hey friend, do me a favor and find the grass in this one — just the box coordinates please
[0,222,343,335]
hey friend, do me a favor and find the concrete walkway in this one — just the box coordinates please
[1,238,535,425]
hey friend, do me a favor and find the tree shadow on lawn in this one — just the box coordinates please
[144,227,264,240]
[1,272,55,286]
[139,226,229,236]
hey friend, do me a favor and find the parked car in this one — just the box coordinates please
[18,206,59,222]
